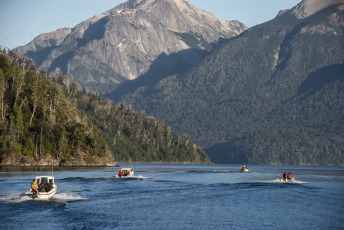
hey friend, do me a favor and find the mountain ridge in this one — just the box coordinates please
[292,0,344,18]
[14,0,247,94]
[110,1,344,166]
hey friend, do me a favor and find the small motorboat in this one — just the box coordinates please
[116,167,135,178]
[239,166,249,172]
[281,172,294,182]
[25,176,57,200]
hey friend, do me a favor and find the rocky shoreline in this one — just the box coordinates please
[0,155,117,167]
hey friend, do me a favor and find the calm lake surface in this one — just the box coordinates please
[0,164,343,230]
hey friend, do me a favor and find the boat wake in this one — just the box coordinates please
[0,192,87,204]
[114,175,147,179]
[0,193,31,203]
[136,175,148,179]
[53,193,88,201]
[62,177,114,181]
[267,179,306,184]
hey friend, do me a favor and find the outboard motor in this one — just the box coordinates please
[32,190,38,199]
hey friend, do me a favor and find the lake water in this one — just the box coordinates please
[0,164,343,229]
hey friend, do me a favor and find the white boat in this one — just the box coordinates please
[116,167,135,178]
[25,176,57,200]
[239,166,249,172]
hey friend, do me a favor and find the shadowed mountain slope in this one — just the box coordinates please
[111,0,344,165]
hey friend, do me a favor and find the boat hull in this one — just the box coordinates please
[117,168,135,178]
[280,178,295,183]
[25,185,57,200]
[240,169,249,172]
[239,166,249,172]
[115,175,138,179]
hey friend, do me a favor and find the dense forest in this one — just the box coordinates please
[113,5,344,165]
[0,49,209,166]
[66,80,209,163]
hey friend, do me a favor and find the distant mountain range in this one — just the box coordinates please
[14,0,246,94]
[109,0,344,165]
[13,0,344,166]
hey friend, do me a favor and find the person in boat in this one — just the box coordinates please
[31,179,37,192]
[118,170,123,177]
[123,170,129,176]
[40,178,47,192]
[283,172,287,181]
[287,172,293,180]
[47,179,53,192]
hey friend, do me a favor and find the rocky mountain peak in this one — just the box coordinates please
[292,0,344,18]
[14,27,71,55]
[14,0,247,94]
[112,1,344,165]
[114,0,192,12]
[111,0,245,42]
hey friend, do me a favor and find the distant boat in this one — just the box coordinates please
[239,166,249,172]
[25,176,57,200]
[116,167,135,178]
[281,173,295,182]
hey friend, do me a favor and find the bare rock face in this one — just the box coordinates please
[14,0,247,94]
[295,0,344,36]
[14,28,71,55]
[293,0,344,18]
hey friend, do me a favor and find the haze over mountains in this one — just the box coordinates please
[13,0,344,165]
[14,0,246,94]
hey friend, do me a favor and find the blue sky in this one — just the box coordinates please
[0,0,301,49]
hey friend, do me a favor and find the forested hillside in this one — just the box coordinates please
[65,81,209,163]
[0,49,110,166]
[0,49,209,166]
[112,3,344,165]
